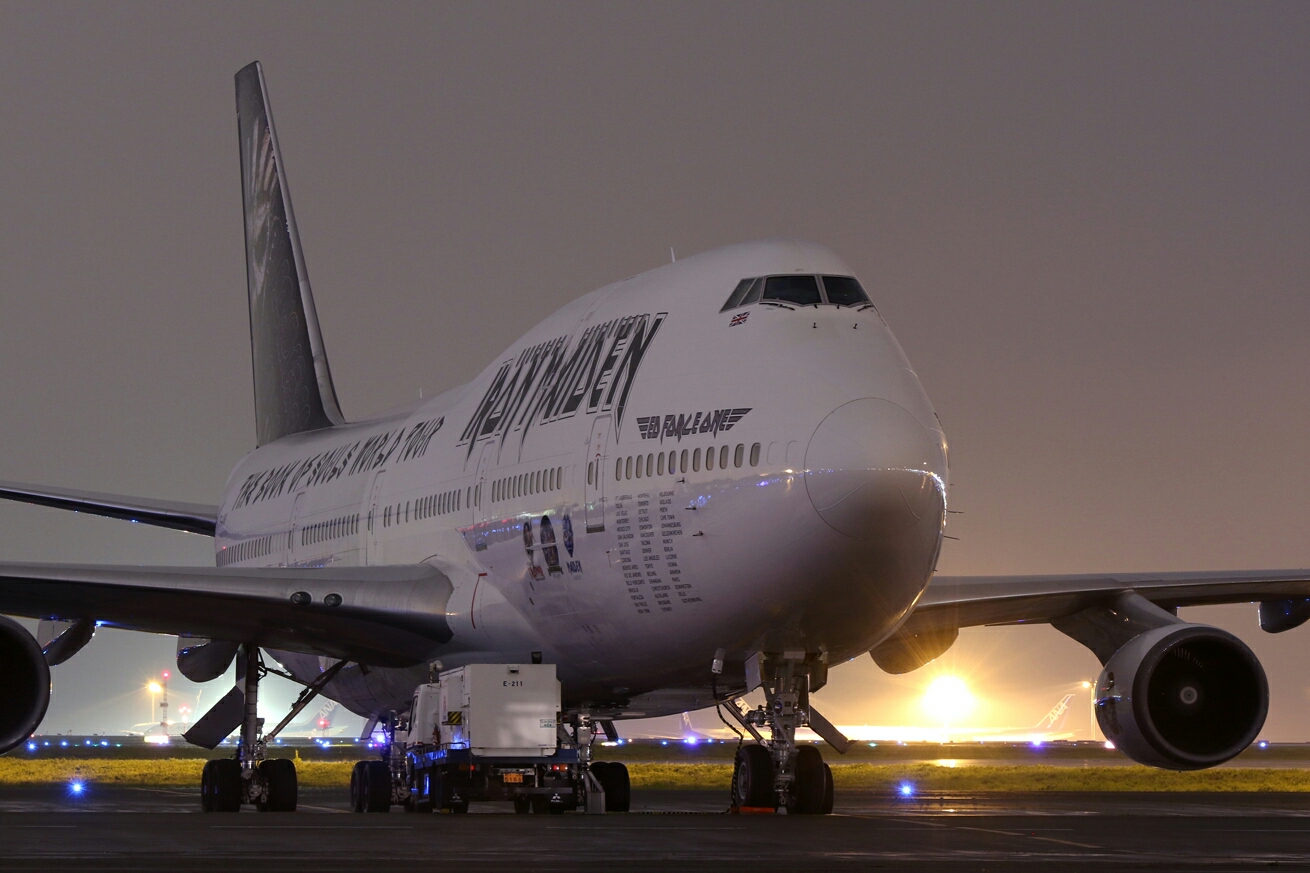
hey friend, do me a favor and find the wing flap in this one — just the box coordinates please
[0,480,218,536]
[0,562,452,667]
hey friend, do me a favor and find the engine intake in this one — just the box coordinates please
[1096,623,1267,770]
[0,615,51,754]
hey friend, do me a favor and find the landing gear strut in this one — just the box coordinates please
[199,645,346,812]
[724,651,837,814]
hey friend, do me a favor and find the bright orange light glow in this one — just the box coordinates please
[922,675,974,723]
[147,682,163,694]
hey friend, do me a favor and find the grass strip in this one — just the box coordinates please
[3,759,1310,792]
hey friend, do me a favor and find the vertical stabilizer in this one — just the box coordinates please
[235,62,345,446]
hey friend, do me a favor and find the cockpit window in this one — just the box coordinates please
[721,273,870,311]
[763,275,821,306]
[741,277,764,305]
[820,276,869,306]
[720,277,760,312]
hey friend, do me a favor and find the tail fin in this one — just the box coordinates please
[235,62,345,446]
[1034,694,1075,730]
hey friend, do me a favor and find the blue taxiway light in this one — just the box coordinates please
[898,782,915,797]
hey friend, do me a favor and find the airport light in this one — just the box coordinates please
[1082,680,1096,741]
[898,782,915,798]
[147,682,162,694]
[921,675,974,726]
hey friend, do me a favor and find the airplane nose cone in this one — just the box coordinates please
[805,398,946,538]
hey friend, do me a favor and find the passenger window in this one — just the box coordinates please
[821,275,870,306]
[668,450,676,474]
[680,449,688,473]
[720,445,729,468]
[734,444,744,467]
[720,277,761,312]
[750,443,761,466]
[763,275,821,306]
[557,466,563,489]
[625,456,633,479]
[635,455,643,479]
[656,453,665,476]
[706,446,714,471]
[587,463,593,486]
[646,453,655,477]
[692,448,701,471]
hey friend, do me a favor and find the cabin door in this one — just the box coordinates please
[584,416,611,533]
[365,471,387,565]
[288,492,307,566]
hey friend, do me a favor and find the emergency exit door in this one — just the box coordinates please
[584,416,611,533]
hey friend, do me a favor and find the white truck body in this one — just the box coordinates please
[410,663,559,758]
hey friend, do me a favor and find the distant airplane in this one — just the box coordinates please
[0,60,1302,814]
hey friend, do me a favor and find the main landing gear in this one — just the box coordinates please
[199,644,347,813]
[723,651,837,815]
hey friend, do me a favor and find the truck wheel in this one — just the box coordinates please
[592,761,630,812]
[512,796,531,814]
[349,761,368,812]
[364,760,392,813]
[732,745,774,810]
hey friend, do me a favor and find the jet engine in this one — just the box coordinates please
[0,615,50,754]
[1095,623,1267,770]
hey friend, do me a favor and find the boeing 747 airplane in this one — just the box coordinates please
[0,62,1307,814]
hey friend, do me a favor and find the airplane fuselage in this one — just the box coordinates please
[214,240,950,720]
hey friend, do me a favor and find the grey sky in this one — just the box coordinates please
[1,2,1307,738]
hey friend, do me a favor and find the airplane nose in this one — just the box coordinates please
[804,398,946,538]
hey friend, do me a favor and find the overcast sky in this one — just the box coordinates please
[1,2,1307,740]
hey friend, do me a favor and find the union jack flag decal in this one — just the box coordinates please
[729,311,749,326]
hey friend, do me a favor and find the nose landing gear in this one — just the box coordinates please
[723,651,844,814]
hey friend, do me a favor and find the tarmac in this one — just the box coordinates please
[1,784,1309,871]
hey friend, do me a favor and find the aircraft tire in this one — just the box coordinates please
[788,746,825,814]
[200,760,213,812]
[258,758,297,812]
[821,763,834,815]
[210,759,242,812]
[733,745,775,809]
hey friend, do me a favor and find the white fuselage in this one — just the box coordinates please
[213,240,950,721]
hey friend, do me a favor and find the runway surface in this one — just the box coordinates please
[1,785,1308,871]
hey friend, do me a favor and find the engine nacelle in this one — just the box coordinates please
[0,615,51,755]
[1096,623,1267,770]
[176,637,241,683]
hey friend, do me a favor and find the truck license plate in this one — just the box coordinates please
[503,773,524,784]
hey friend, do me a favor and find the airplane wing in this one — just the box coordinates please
[0,561,452,667]
[0,480,218,536]
[900,569,1310,635]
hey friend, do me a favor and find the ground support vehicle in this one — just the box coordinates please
[348,664,630,814]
